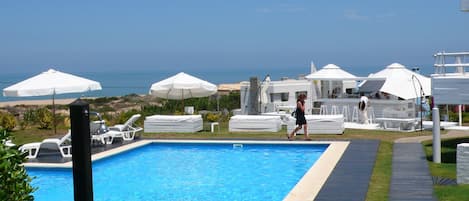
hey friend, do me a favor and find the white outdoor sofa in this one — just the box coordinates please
[287,115,345,135]
[229,115,282,132]
[144,115,203,133]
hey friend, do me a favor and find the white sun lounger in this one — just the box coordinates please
[229,115,282,132]
[108,114,143,140]
[2,139,15,147]
[19,130,72,159]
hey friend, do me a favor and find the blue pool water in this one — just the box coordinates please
[27,143,328,201]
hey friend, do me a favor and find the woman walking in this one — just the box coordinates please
[287,94,310,141]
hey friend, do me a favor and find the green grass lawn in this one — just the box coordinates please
[423,137,469,201]
[366,141,392,201]
[9,124,437,201]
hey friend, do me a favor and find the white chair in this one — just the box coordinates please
[351,106,359,123]
[367,106,376,124]
[90,120,112,145]
[319,105,328,115]
[19,130,72,159]
[330,105,339,115]
[342,106,350,122]
[108,114,143,141]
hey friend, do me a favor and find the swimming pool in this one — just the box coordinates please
[27,142,329,201]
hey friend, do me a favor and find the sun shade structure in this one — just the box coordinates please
[362,63,431,100]
[305,64,357,80]
[3,69,102,97]
[305,64,357,98]
[3,69,102,133]
[149,72,217,100]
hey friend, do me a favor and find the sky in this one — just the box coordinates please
[1,1,468,75]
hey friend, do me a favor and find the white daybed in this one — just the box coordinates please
[287,115,344,135]
[229,115,282,132]
[144,115,203,133]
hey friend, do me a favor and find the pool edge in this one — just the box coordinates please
[283,141,350,201]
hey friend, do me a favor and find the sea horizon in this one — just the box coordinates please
[0,64,434,102]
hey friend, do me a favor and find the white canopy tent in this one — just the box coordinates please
[149,72,218,110]
[3,69,102,133]
[305,64,357,98]
[362,63,431,100]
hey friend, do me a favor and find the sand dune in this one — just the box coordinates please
[0,98,77,107]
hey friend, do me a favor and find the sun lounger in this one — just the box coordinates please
[19,130,72,159]
[144,115,203,133]
[229,115,282,132]
[287,115,344,135]
[375,117,420,131]
[2,139,15,147]
[108,114,143,140]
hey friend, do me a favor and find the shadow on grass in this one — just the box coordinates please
[424,138,469,163]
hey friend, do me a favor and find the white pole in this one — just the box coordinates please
[433,107,441,163]
[459,104,463,126]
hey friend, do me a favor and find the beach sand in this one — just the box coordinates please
[0,98,77,107]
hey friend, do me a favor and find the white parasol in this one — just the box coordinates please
[3,69,102,133]
[149,72,217,109]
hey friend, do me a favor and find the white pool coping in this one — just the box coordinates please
[23,140,349,200]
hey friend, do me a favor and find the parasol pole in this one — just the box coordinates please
[53,89,57,134]
[182,89,184,113]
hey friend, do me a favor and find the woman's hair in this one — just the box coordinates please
[298,94,306,99]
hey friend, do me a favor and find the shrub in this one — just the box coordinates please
[116,110,143,126]
[0,129,36,200]
[206,113,220,122]
[35,108,53,129]
[20,109,36,129]
[0,112,17,131]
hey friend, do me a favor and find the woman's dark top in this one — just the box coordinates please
[295,100,307,125]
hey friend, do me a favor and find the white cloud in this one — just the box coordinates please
[344,9,369,21]
[256,4,306,14]
[377,12,396,18]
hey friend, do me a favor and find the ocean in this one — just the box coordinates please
[0,65,434,102]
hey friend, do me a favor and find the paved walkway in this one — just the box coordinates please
[315,140,379,201]
[390,130,468,200]
[389,130,469,201]
[390,143,437,201]
[395,130,468,143]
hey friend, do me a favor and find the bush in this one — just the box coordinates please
[0,129,36,200]
[206,113,220,122]
[0,112,17,131]
[115,110,143,126]
[35,108,53,129]
[20,109,36,130]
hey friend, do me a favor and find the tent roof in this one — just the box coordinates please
[305,64,357,80]
[364,63,431,99]
[3,69,102,97]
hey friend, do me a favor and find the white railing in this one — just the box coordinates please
[434,51,469,75]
